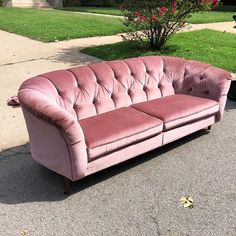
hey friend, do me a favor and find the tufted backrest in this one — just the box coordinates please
[19,56,231,121]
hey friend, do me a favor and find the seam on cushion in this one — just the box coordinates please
[164,114,216,132]
[86,121,163,150]
[87,128,162,160]
[88,132,160,161]
[164,104,219,123]
[131,103,219,123]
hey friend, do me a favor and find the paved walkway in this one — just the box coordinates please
[182,21,236,34]
[0,21,236,235]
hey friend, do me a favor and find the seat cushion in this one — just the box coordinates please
[131,94,219,131]
[79,107,163,161]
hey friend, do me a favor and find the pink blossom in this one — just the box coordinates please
[133,11,141,17]
[151,15,158,21]
[160,6,167,16]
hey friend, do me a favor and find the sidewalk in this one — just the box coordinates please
[182,21,236,34]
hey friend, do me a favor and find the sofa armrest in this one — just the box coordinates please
[18,89,88,180]
[175,61,232,121]
[18,89,77,131]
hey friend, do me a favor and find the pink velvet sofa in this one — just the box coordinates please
[18,56,232,194]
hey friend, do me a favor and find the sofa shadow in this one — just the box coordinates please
[52,43,179,66]
[0,129,209,205]
[225,98,236,111]
[52,47,101,66]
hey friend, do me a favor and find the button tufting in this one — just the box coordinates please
[188,88,192,92]
[204,90,210,94]
[200,76,204,80]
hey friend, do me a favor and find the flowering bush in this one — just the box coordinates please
[122,0,220,49]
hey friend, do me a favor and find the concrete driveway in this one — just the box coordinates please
[0,29,236,236]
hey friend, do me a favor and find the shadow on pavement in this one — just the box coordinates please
[52,47,101,66]
[0,129,209,205]
[225,98,236,111]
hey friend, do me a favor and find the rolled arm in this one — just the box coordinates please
[176,60,232,121]
[18,89,88,180]
[18,89,77,131]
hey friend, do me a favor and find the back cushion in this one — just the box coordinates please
[39,56,186,120]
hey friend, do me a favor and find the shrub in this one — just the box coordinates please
[122,0,220,50]
[0,0,3,7]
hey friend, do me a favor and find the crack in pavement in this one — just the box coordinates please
[0,57,51,67]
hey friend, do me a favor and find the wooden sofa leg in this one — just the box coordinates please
[207,125,212,131]
[64,177,71,195]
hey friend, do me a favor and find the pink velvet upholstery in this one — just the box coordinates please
[18,56,232,182]
[79,107,163,160]
[22,109,87,180]
[163,115,216,145]
[132,94,219,130]
[86,134,163,176]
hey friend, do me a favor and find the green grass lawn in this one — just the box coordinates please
[0,8,126,42]
[81,29,236,72]
[189,9,235,24]
[61,6,124,16]
[60,5,236,24]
